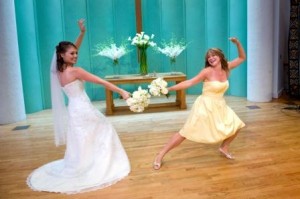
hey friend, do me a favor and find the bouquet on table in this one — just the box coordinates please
[128,32,156,49]
[156,36,187,73]
[128,32,156,75]
[126,78,169,113]
[95,39,129,75]
[96,41,128,65]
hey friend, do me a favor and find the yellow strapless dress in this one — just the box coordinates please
[179,80,245,143]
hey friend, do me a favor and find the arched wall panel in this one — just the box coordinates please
[15,0,43,113]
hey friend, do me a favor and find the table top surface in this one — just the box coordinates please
[104,72,186,82]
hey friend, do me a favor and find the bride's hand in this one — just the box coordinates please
[78,19,86,33]
[120,90,131,100]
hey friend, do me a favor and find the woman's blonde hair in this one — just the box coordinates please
[204,48,228,72]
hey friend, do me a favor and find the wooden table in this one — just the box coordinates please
[104,72,187,115]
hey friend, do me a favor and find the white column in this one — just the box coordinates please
[247,0,274,102]
[0,0,26,124]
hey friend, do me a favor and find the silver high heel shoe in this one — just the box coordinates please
[219,148,235,160]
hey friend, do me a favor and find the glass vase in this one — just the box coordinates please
[170,58,177,75]
[113,65,120,76]
[139,48,148,75]
[112,59,120,78]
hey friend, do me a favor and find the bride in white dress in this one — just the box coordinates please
[27,20,131,194]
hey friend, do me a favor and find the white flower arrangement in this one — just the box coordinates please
[128,32,157,49]
[96,41,129,65]
[148,77,169,97]
[126,78,169,113]
[156,36,187,63]
[126,86,151,113]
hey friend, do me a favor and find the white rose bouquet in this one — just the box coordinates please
[126,78,169,113]
[126,86,151,113]
[148,77,169,97]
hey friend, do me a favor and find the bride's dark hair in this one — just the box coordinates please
[56,41,77,72]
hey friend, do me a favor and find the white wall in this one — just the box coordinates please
[273,0,290,98]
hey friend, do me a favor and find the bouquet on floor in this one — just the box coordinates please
[126,86,151,113]
[148,77,169,97]
[126,78,169,113]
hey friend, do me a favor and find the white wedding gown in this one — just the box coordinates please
[27,79,130,194]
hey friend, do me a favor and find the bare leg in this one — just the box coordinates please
[219,130,239,159]
[153,132,186,170]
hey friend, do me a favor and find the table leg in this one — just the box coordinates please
[176,89,187,109]
[105,89,114,115]
[175,80,187,109]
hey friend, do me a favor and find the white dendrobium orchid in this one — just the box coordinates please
[157,45,186,62]
[156,36,187,63]
[96,42,128,65]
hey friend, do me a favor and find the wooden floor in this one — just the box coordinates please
[1,95,300,199]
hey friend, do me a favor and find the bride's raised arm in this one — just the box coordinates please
[74,19,86,49]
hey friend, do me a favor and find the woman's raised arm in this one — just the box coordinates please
[228,37,246,70]
[74,19,86,49]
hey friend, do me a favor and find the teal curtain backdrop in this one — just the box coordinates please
[15,0,247,114]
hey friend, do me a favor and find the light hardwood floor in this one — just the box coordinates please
[1,95,300,199]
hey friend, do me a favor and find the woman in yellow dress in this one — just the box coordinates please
[153,37,246,170]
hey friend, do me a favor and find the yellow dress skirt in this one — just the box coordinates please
[179,80,245,143]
